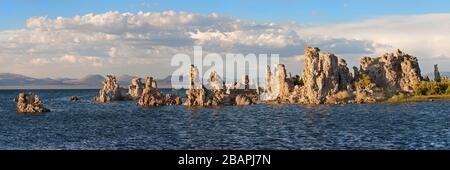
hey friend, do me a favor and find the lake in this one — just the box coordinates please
[0,89,449,149]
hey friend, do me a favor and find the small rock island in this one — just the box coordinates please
[16,93,50,113]
[94,74,182,106]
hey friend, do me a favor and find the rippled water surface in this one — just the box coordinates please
[0,89,449,149]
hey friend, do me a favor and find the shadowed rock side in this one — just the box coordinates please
[16,93,50,113]
[137,77,181,107]
[434,64,441,82]
[184,65,258,107]
[95,75,129,102]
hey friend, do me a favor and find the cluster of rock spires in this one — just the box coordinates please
[137,77,182,106]
[261,47,422,104]
[16,93,50,113]
[183,65,259,107]
[16,46,424,113]
[94,74,181,107]
[92,47,422,107]
[94,75,128,102]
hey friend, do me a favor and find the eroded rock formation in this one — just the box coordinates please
[184,65,206,107]
[235,94,252,106]
[16,93,50,113]
[70,95,78,101]
[434,64,441,82]
[128,78,145,99]
[359,49,421,94]
[296,47,353,104]
[258,47,422,104]
[95,75,128,102]
[184,65,258,107]
[92,47,424,106]
[137,77,181,107]
[260,64,293,102]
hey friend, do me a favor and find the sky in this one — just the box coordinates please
[0,0,449,79]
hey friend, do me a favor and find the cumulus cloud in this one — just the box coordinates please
[298,13,450,72]
[0,11,448,78]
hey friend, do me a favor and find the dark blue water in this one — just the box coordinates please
[0,89,449,150]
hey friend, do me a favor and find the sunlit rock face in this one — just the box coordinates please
[235,94,252,106]
[296,47,352,104]
[128,78,145,99]
[184,65,206,107]
[204,71,229,106]
[137,77,182,107]
[208,71,223,91]
[260,64,293,101]
[359,49,422,94]
[257,47,422,105]
[95,75,128,102]
[16,93,50,113]
[184,65,258,107]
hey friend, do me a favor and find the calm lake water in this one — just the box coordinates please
[0,89,449,150]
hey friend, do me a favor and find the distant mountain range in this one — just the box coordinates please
[2,71,446,89]
[0,73,175,89]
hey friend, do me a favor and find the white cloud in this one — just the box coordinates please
[300,13,450,58]
[29,58,50,65]
[52,54,104,67]
[298,13,450,72]
[0,11,449,78]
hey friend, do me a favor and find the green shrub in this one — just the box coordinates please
[413,80,450,95]
[356,74,372,89]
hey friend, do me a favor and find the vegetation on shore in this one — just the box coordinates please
[385,78,450,103]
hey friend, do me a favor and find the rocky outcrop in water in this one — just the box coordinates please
[16,93,50,113]
[258,47,423,104]
[70,95,78,101]
[260,64,293,102]
[184,65,258,107]
[91,48,424,106]
[295,47,353,104]
[434,64,441,82]
[235,94,252,106]
[359,49,422,94]
[338,58,353,91]
[137,77,181,107]
[184,65,206,107]
[128,78,145,99]
[95,75,128,102]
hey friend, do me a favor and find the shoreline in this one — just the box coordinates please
[4,88,449,105]
[384,94,450,104]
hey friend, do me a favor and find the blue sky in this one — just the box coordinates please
[1,0,450,29]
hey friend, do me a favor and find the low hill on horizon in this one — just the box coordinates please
[0,73,175,89]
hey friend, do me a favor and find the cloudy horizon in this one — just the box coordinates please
[0,1,449,79]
